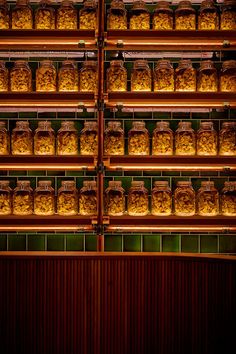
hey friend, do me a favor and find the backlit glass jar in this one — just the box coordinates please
[57,180,78,216]
[151,181,172,216]
[0,61,8,92]
[79,0,97,30]
[0,0,9,29]
[0,180,12,216]
[175,121,196,155]
[57,121,78,155]
[175,1,196,30]
[35,0,55,29]
[56,0,78,29]
[11,121,33,155]
[0,121,9,155]
[197,60,218,92]
[34,180,55,216]
[197,121,217,156]
[11,0,33,29]
[80,121,98,155]
[130,0,150,30]
[10,60,32,92]
[221,0,236,30]
[34,121,55,156]
[219,121,236,155]
[220,60,236,92]
[198,0,219,30]
[80,61,97,92]
[107,0,127,30]
[13,180,33,216]
[154,60,174,92]
[128,121,149,155]
[104,121,124,155]
[79,180,97,216]
[105,181,125,216]
[107,60,127,92]
[174,181,195,216]
[197,181,219,216]
[153,1,173,30]
[175,59,196,92]
[152,121,173,156]
[131,60,152,91]
[128,181,149,216]
[221,181,236,216]
[36,60,57,92]
[58,60,79,92]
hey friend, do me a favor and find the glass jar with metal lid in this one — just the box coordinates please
[13,180,33,216]
[151,181,172,216]
[197,60,218,92]
[0,121,9,155]
[129,0,150,30]
[36,60,57,92]
[197,121,217,156]
[79,180,97,216]
[175,121,196,155]
[175,59,196,92]
[221,0,236,30]
[11,0,33,29]
[0,61,8,92]
[79,0,97,30]
[220,60,236,92]
[152,121,173,156]
[80,121,98,155]
[57,180,78,216]
[80,61,97,92]
[198,0,219,30]
[221,181,236,216]
[105,180,125,216]
[154,60,174,92]
[56,0,78,29]
[197,181,219,216]
[34,180,55,216]
[57,121,78,155]
[58,60,79,92]
[107,60,127,92]
[34,121,55,156]
[174,181,195,216]
[128,121,150,155]
[35,0,55,29]
[104,121,124,155]
[128,180,149,216]
[11,121,33,155]
[10,60,32,92]
[107,0,127,30]
[131,60,152,91]
[0,180,12,216]
[219,121,236,155]
[175,1,196,30]
[0,0,9,29]
[153,1,173,30]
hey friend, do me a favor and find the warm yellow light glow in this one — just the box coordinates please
[0,226,93,231]
[0,164,91,171]
[107,226,236,232]
[107,165,235,171]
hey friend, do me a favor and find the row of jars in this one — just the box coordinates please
[0,60,97,93]
[0,0,97,30]
[106,59,236,93]
[108,0,236,31]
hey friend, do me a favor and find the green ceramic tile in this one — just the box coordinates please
[0,235,7,251]
[105,235,122,252]
[27,171,47,176]
[66,235,84,251]
[8,235,26,251]
[28,235,45,251]
[162,235,180,252]
[200,235,218,253]
[143,235,160,252]
[85,235,97,251]
[181,235,199,253]
[65,171,84,177]
[123,235,141,252]
[47,235,64,251]
[219,236,236,254]
[8,171,27,176]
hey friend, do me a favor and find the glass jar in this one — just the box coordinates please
[131,60,152,92]
[175,121,196,155]
[107,0,127,30]
[58,60,79,92]
[221,181,236,216]
[151,181,172,216]
[34,180,55,216]
[10,61,32,92]
[56,0,78,30]
[79,0,97,30]
[107,60,127,92]
[197,60,218,92]
[197,122,217,156]
[57,180,78,216]
[13,180,33,216]
[221,0,236,30]
[175,59,196,92]
[219,121,236,156]
[80,121,98,155]
[57,121,78,155]
[130,0,150,30]
[79,180,97,216]
[34,121,55,156]
[0,180,12,216]
[220,60,236,92]
[36,60,57,92]
[153,60,174,92]
[152,121,173,156]
[0,61,8,92]
[11,0,33,29]
[197,181,219,216]
[128,181,149,216]
[35,0,55,29]
[174,181,195,216]
[0,121,9,155]
[198,0,219,30]
[105,180,125,216]
[153,1,173,30]
[11,121,33,155]
[128,121,150,155]
[175,1,196,30]
[104,121,124,155]
[0,0,9,29]
[80,61,97,92]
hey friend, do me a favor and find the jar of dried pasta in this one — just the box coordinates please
[107,0,127,30]
[219,121,236,155]
[79,0,97,30]
[56,0,78,30]
[197,181,219,216]
[0,180,12,216]
[220,60,236,92]
[79,180,97,216]
[174,181,195,216]
[80,61,97,92]
[57,121,78,155]
[128,121,150,155]
[105,180,125,216]
[198,0,219,30]
[0,121,9,155]
[11,0,33,29]
[153,1,173,30]
[36,60,57,92]
[10,60,32,92]
[13,180,33,216]
[11,121,33,155]
[197,121,217,156]
[34,121,55,155]
[197,60,218,92]
[128,181,149,216]
[130,0,150,30]
[175,59,196,92]
[221,0,236,30]
[34,180,55,216]
[0,0,9,29]
[221,181,236,216]
[151,181,172,216]
[104,121,124,155]
[175,121,196,156]
[80,121,98,155]
[152,121,173,156]
[35,0,55,30]
[58,60,79,92]
[107,60,127,92]
[0,61,8,92]
[153,60,174,92]
[57,180,78,216]
[175,1,196,30]
[131,60,152,92]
